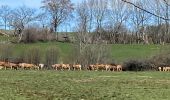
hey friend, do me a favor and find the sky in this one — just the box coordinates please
[0,0,80,9]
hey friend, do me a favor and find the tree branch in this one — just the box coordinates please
[121,0,170,21]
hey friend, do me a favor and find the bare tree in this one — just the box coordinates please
[129,0,151,44]
[92,0,108,41]
[108,0,129,44]
[41,0,74,41]
[0,5,11,30]
[73,0,112,68]
[9,6,38,42]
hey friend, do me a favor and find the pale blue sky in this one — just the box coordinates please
[0,0,81,8]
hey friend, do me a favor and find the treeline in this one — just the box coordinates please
[0,0,170,44]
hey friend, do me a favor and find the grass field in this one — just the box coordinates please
[3,42,170,62]
[0,70,170,100]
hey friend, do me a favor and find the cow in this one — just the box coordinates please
[96,64,106,71]
[109,65,117,71]
[72,64,82,71]
[163,67,167,71]
[117,65,122,71]
[19,63,35,70]
[0,61,5,66]
[9,63,18,70]
[52,64,62,70]
[3,62,18,70]
[163,67,170,72]
[158,67,162,71]
[61,64,70,71]
[88,64,96,70]
[3,62,12,70]
[0,66,3,69]
[105,64,111,71]
[38,64,44,70]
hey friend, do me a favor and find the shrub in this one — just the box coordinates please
[123,60,153,71]
[150,53,170,67]
[21,27,56,43]
[45,46,61,69]
[70,44,112,68]
[0,44,13,61]
[22,47,41,65]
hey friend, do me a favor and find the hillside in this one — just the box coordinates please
[0,35,168,63]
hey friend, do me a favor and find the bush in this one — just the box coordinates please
[70,44,112,68]
[22,47,41,65]
[45,47,61,69]
[123,60,153,71]
[21,27,56,43]
[150,53,170,67]
[0,44,14,61]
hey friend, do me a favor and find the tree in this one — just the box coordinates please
[41,0,74,41]
[0,5,11,30]
[108,0,129,44]
[9,6,39,42]
[92,0,108,41]
[73,0,112,67]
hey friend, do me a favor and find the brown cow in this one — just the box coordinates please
[61,64,70,71]
[88,64,96,70]
[109,65,117,71]
[72,64,82,70]
[19,63,35,70]
[4,62,12,70]
[0,61,5,65]
[105,64,111,71]
[9,63,18,70]
[96,64,106,71]
[52,64,62,70]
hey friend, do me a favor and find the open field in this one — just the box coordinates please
[0,70,170,100]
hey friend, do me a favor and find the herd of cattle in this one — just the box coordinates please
[1,61,170,72]
[0,61,123,71]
